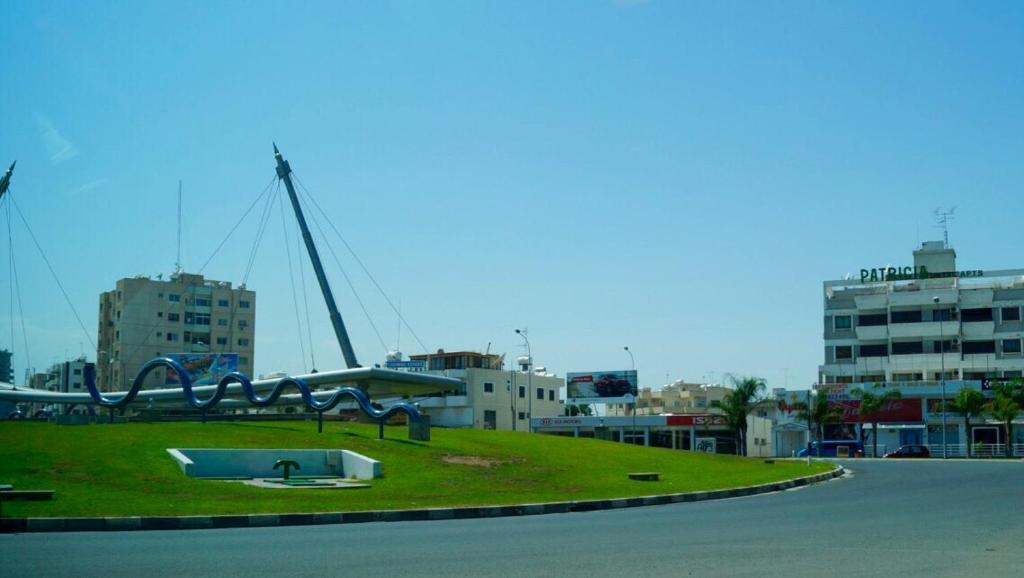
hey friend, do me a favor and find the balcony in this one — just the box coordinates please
[887,353,959,373]
[854,294,888,310]
[962,321,995,338]
[888,320,960,339]
[855,325,888,340]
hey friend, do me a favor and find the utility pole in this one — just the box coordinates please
[274,145,360,369]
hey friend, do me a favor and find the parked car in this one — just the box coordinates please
[797,440,864,457]
[593,374,634,397]
[883,445,931,458]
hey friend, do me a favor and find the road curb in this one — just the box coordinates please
[0,466,843,533]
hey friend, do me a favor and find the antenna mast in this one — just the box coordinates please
[934,207,956,248]
[273,144,361,369]
[175,180,182,274]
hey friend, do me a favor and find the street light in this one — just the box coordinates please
[934,296,948,459]
[807,388,817,465]
[515,329,532,430]
[624,346,637,443]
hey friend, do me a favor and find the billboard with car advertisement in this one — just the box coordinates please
[164,353,239,385]
[566,370,638,402]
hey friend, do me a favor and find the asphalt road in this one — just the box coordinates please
[2,460,1022,577]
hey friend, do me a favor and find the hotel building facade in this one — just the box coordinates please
[815,241,1024,453]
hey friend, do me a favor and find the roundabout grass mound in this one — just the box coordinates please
[0,421,832,518]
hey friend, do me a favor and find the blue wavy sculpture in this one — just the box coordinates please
[83,357,421,437]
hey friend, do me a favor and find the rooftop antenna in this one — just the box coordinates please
[175,180,182,274]
[934,207,956,248]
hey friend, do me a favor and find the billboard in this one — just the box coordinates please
[566,370,638,402]
[164,353,239,385]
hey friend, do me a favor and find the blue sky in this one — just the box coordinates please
[2,1,1023,390]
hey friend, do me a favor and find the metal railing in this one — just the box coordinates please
[923,443,1024,458]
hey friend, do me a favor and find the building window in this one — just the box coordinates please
[193,297,211,307]
[1003,339,1022,354]
[833,315,852,331]
[1002,307,1021,322]
[216,337,227,346]
[962,308,993,323]
[167,313,180,322]
[73,368,81,375]
[857,313,888,327]
[238,338,250,347]
[548,390,555,401]
[185,312,194,324]
[238,320,248,329]
[892,341,924,355]
[239,300,251,309]
[166,333,179,342]
[157,311,163,318]
[218,299,229,307]
[169,294,180,303]
[518,386,525,398]
[890,310,922,324]
[536,387,544,400]
[217,318,228,326]
[518,411,526,420]
[194,313,211,325]
[933,340,957,353]
[859,344,888,357]
[962,340,996,355]
[483,382,494,394]
[835,346,853,360]
[932,308,955,322]
[1004,370,1023,379]
[239,356,248,364]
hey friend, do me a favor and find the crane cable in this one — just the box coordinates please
[8,191,96,352]
[277,188,309,373]
[294,173,430,352]
[291,175,390,354]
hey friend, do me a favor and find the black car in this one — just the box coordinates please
[883,444,931,458]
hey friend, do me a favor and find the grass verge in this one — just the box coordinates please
[0,421,832,517]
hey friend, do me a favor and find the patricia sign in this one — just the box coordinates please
[859,266,983,283]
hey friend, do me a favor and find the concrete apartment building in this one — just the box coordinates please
[608,381,731,416]
[820,241,1024,384]
[815,241,1024,454]
[97,272,255,390]
[408,350,564,431]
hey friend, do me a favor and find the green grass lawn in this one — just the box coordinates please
[0,421,832,518]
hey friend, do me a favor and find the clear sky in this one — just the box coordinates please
[2,1,1023,391]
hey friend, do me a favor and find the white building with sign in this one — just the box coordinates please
[821,241,1024,385]
[817,241,1024,453]
[408,350,564,431]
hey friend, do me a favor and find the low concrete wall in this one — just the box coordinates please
[167,448,380,480]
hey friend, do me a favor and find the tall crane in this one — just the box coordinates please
[273,145,360,369]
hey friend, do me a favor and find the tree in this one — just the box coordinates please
[790,391,843,457]
[948,388,986,458]
[566,404,593,417]
[989,384,1021,458]
[710,376,766,456]
[850,384,902,458]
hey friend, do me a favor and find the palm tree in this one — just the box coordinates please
[989,384,1021,458]
[948,388,986,458]
[850,384,902,458]
[791,391,843,457]
[710,376,766,456]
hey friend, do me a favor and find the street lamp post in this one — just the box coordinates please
[934,296,948,459]
[624,346,637,444]
[807,388,816,466]
[515,329,531,430]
